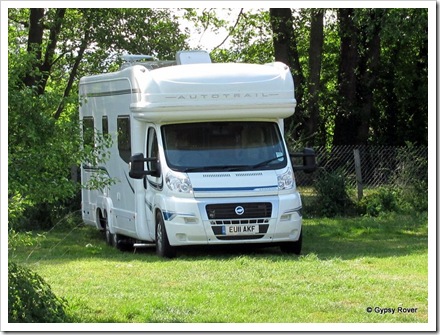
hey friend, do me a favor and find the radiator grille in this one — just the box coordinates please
[206,203,272,241]
[206,202,272,220]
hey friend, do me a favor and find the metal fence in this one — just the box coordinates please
[292,145,428,191]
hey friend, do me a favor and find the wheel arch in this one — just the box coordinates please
[96,208,106,230]
[154,207,164,234]
[97,197,114,233]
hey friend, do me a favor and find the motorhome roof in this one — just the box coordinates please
[130,62,296,121]
[79,58,296,122]
[148,62,290,86]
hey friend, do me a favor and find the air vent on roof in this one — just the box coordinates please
[121,54,155,63]
[176,50,211,65]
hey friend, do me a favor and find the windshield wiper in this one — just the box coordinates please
[183,158,286,172]
[252,155,286,169]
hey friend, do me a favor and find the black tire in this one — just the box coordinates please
[156,211,176,258]
[102,211,131,251]
[104,216,114,247]
[98,209,107,230]
[280,230,302,255]
[112,231,121,250]
[112,232,133,252]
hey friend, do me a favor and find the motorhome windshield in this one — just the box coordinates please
[162,122,287,172]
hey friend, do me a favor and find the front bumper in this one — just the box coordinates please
[161,193,302,246]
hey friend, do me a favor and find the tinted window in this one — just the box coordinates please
[117,116,131,163]
[162,122,287,172]
[102,116,108,136]
[147,127,160,174]
[82,117,94,147]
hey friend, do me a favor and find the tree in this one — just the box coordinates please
[332,8,427,146]
[24,9,66,95]
[332,8,386,146]
[207,8,427,148]
[209,9,274,64]
[270,8,328,146]
[356,9,384,144]
[304,9,324,145]
[269,8,305,138]
[372,8,428,145]
[8,8,189,228]
[332,8,359,146]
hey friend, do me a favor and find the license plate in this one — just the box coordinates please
[222,224,259,235]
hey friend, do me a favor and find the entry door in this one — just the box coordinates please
[144,126,162,240]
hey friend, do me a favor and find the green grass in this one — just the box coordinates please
[9,212,428,324]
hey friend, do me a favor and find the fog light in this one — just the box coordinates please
[289,229,300,240]
[184,217,197,224]
[280,214,292,221]
[176,233,187,241]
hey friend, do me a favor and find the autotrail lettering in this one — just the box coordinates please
[79,50,316,258]
[166,92,279,100]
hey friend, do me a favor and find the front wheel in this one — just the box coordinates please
[280,230,302,255]
[156,211,176,258]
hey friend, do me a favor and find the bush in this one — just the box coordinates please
[311,169,354,217]
[393,143,428,212]
[8,262,69,323]
[357,187,399,216]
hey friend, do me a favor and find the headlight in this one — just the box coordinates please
[166,171,193,193]
[277,167,295,190]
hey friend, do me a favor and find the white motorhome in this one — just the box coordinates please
[79,51,316,258]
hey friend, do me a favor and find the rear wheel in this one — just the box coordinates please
[156,211,176,258]
[112,232,133,252]
[102,210,131,251]
[103,214,114,247]
[280,230,302,255]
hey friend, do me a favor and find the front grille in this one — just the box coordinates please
[206,202,272,220]
[206,203,272,241]
[210,218,269,225]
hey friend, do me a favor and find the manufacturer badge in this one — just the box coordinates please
[235,206,245,216]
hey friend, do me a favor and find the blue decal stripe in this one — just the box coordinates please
[162,212,176,221]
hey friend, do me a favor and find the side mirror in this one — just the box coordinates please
[290,148,317,174]
[129,153,160,179]
[129,153,147,179]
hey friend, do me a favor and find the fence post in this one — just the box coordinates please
[353,149,363,200]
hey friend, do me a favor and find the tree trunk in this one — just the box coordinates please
[333,8,359,146]
[37,8,66,95]
[54,29,89,120]
[270,8,292,66]
[357,9,384,144]
[22,8,66,95]
[305,9,324,146]
[23,8,44,88]
[269,8,305,139]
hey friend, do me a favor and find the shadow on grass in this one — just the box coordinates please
[11,212,428,264]
[301,213,428,260]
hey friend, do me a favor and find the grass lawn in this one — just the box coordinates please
[9,211,428,327]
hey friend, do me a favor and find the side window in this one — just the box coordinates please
[117,116,131,163]
[147,127,159,174]
[102,116,108,136]
[82,117,94,148]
